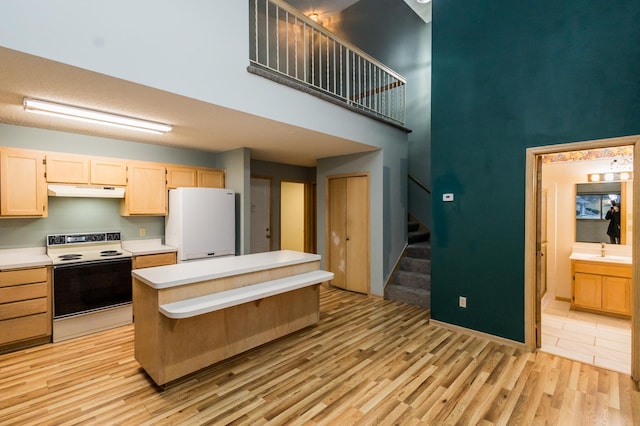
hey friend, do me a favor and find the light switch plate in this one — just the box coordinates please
[443,193,454,202]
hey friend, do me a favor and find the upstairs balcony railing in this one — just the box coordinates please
[249,0,407,126]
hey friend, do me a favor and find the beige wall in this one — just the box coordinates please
[542,158,633,299]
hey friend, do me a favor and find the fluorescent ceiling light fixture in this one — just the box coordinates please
[23,98,172,135]
[416,0,431,3]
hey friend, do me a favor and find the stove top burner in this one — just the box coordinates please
[46,231,131,265]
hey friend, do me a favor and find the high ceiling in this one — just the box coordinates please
[0,1,429,166]
[0,47,375,167]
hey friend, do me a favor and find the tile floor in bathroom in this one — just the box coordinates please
[540,293,632,374]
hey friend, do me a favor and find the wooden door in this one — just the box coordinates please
[0,148,47,217]
[327,174,369,294]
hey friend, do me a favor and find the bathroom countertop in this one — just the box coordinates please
[569,252,632,264]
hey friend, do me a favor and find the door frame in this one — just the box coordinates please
[524,134,640,381]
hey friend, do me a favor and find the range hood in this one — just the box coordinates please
[47,184,125,198]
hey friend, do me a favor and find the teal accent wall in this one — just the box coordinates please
[431,1,640,341]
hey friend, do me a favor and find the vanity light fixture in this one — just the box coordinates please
[588,172,633,182]
[23,98,172,135]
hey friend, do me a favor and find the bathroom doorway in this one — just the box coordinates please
[525,135,639,380]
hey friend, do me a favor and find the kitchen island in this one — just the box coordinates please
[132,250,332,386]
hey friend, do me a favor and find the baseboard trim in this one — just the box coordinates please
[555,296,571,302]
[429,319,529,351]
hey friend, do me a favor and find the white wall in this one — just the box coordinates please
[0,0,404,151]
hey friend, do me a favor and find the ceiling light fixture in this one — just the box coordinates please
[23,98,172,135]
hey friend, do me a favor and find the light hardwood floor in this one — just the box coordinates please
[1,284,639,425]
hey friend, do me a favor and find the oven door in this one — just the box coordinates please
[53,258,132,318]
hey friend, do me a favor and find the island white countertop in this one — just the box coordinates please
[132,250,321,289]
[122,238,177,256]
[0,247,52,270]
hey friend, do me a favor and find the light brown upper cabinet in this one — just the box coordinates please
[46,154,126,186]
[326,174,369,294]
[120,161,167,216]
[0,147,47,217]
[198,168,225,188]
[90,158,127,186]
[166,165,198,189]
[166,165,225,189]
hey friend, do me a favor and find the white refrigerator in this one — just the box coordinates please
[165,187,236,262]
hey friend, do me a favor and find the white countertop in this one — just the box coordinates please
[0,247,52,270]
[132,250,321,289]
[122,238,177,256]
[569,253,632,264]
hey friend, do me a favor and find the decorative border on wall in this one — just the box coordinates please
[542,145,633,163]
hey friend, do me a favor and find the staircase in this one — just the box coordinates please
[384,219,431,309]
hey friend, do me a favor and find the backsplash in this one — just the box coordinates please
[0,197,164,249]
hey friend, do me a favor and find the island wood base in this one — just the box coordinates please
[133,259,322,386]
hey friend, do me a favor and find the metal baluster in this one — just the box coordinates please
[285,11,289,76]
[265,0,269,68]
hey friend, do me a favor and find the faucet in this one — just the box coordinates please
[601,242,606,257]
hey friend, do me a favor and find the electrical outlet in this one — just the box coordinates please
[139,227,146,237]
[459,296,467,308]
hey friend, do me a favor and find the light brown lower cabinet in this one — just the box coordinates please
[0,266,52,352]
[571,260,631,317]
[132,252,177,269]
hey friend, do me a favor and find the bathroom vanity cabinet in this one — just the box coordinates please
[571,259,631,317]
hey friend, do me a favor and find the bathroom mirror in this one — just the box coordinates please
[575,182,628,244]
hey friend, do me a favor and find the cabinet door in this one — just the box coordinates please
[0,148,47,217]
[91,158,127,186]
[121,161,167,215]
[198,169,225,188]
[574,273,601,309]
[602,276,631,315]
[46,154,89,183]
[166,166,197,189]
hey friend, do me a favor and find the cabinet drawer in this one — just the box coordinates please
[133,252,177,269]
[0,298,48,320]
[572,261,631,278]
[0,267,48,287]
[0,282,48,303]
[0,313,49,345]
